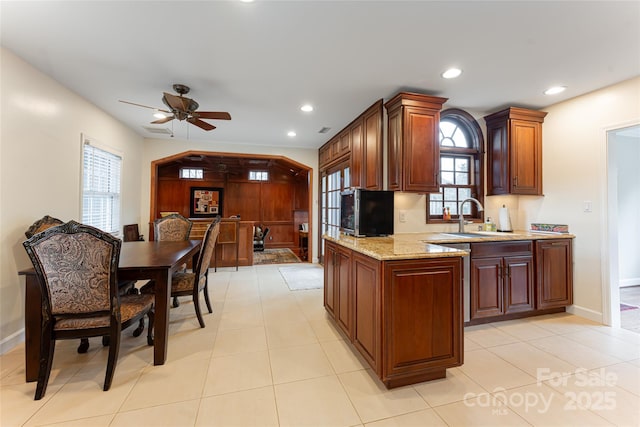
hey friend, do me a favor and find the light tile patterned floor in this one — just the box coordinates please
[1,264,639,426]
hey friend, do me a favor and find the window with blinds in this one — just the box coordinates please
[82,141,122,235]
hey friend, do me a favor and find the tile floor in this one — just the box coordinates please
[1,264,639,426]
[620,286,640,334]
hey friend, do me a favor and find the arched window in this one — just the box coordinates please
[427,109,484,222]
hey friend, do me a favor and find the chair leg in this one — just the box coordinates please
[203,282,213,314]
[103,326,121,391]
[147,310,154,346]
[77,338,90,353]
[132,318,145,337]
[172,296,180,308]
[193,292,206,328]
[102,335,110,346]
[35,332,55,400]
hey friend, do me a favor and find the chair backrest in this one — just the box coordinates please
[194,217,221,288]
[123,224,143,242]
[23,221,121,317]
[25,215,63,239]
[154,214,192,241]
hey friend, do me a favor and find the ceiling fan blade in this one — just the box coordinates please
[163,92,189,111]
[119,100,170,113]
[194,111,232,120]
[151,115,175,124]
[187,117,216,131]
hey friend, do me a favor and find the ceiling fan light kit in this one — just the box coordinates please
[120,84,231,131]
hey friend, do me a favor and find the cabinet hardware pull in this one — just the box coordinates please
[550,242,564,246]
[513,176,518,186]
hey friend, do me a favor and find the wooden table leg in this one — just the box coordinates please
[23,274,40,382]
[151,270,171,365]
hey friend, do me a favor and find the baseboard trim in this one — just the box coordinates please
[620,278,640,287]
[566,305,603,324]
[0,328,25,355]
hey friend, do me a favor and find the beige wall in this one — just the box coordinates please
[0,48,145,351]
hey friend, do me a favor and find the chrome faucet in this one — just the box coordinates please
[458,198,484,232]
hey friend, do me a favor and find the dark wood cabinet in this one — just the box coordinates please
[484,107,547,195]
[470,241,534,320]
[324,240,352,338]
[383,257,463,387]
[352,252,381,373]
[323,239,463,388]
[384,92,448,193]
[536,239,573,309]
[319,100,382,192]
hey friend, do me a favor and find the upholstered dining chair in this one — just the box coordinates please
[23,221,155,400]
[142,217,220,328]
[25,215,144,355]
[153,213,193,307]
[24,215,63,239]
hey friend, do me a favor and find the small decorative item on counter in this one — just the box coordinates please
[530,223,569,233]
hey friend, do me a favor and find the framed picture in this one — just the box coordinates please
[190,187,223,218]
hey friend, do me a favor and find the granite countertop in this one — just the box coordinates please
[323,230,574,261]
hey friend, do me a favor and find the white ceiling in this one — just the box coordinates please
[2,1,639,150]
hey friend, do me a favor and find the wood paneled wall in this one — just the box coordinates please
[155,163,309,252]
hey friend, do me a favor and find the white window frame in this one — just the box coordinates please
[249,170,269,181]
[180,167,204,179]
[81,134,123,236]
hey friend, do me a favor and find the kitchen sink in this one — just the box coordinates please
[441,232,483,238]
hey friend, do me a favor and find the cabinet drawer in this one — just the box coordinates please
[471,241,532,258]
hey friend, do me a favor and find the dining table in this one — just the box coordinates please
[19,239,202,382]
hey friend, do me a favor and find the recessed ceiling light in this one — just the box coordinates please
[544,86,567,95]
[287,131,296,137]
[300,104,314,112]
[153,111,167,119]
[441,68,462,79]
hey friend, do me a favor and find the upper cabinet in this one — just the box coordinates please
[385,92,448,193]
[319,99,383,191]
[351,100,383,189]
[483,107,548,196]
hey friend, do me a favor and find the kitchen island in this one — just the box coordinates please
[323,232,467,388]
[323,230,574,388]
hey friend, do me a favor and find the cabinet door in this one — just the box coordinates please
[363,103,383,190]
[386,108,402,191]
[324,241,337,317]
[504,255,534,314]
[510,120,542,195]
[536,239,573,309]
[336,247,352,339]
[403,107,440,193]
[486,121,509,195]
[383,258,462,384]
[350,119,364,188]
[471,257,504,319]
[352,252,381,373]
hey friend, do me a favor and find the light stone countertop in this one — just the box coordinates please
[323,230,574,261]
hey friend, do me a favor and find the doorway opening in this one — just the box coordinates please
[604,123,640,333]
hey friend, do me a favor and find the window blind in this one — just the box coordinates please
[82,142,122,235]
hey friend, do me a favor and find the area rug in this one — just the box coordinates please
[620,303,639,312]
[279,264,324,291]
[253,248,301,265]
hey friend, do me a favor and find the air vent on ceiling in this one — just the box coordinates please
[143,126,173,135]
[318,127,331,134]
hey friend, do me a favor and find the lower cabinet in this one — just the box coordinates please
[536,239,573,309]
[323,240,463,388]
[470,241,534,320]
[469,238,573,323]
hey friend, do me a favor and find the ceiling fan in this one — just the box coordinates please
[120,84,231,131]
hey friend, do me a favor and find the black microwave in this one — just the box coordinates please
[340,189,394,237]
